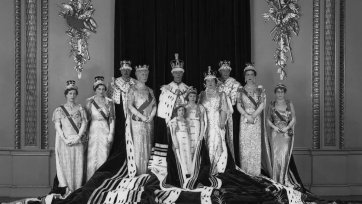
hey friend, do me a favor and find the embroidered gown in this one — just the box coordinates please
[238,86,265,176]
[199,89,232,175]
[85,96,115,180]
[268,100,295,185]
[52,104,87,192]
[127,86,156,175]
[185,104,206,160]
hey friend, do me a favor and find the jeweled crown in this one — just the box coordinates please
[135,65,149,72]
[170,53,184,72]
[65,80,78,90]
[204,66,217,80]
[244,63,256,72]
[93,76,105,88]
[120,60,132,70]
[218,60,231,71]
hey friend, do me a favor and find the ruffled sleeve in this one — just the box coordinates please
[52,107,63,123]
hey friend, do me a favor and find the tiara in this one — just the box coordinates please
[218,60,231,71]
[120,60,132,70]
[135,64,149,71]
[93,76,105,88]
[170,53,184,72]
[244,63,256,72]
[65,80,78,90]
[204,66,217,80]
[275,83,287,90]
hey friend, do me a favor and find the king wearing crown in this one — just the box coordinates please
[217,60,241,161]
[157,53,192,123]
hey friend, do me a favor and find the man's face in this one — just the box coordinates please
[120,69,131,79]
[172,71,184,83]
[219,69,231,80]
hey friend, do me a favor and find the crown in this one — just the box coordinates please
[120,60,132,70]
[218,60,231,71]
[65,80,78,90]
[189,87,197,94]
[170,53,184,73]
[135,64,149,72]
[93,76,105,88]
[244,63,256,72]
[275,83,287,90]
[204,66,217,80]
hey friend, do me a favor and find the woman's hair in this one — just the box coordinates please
[64,88,78,96]
[93,83,107,92]
[274,85,287,93]
[185,91,198,102]
[244,69,257,77]
[171,105,186,119]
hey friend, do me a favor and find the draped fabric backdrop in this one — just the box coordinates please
[114,0,251,163]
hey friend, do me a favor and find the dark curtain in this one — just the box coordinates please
[114,0,251,92]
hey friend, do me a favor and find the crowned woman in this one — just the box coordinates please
[52,80,88,196]
[126,64,157,175]
[199,66,234,175]
[85,76,115,180]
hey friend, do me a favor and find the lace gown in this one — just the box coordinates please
[52,104,87,192]
[86,96,114,180]
[238,87,265,176]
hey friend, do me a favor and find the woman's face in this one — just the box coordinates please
[188,93,197,103]
[205,78,216,89]
[66,90,77,102]
[136,70,149,83]
[177,107,185,117]
[95,85,106,97]
[275,88,285,100]
[245,70,256,83]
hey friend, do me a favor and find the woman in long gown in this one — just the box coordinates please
[267,83,296,185]
[185,88,206,161]
[169,106,193,178]
[127,65,157,175]
[237,64,267,176]
[199,66,233,175]
[52,80,88,196]
[85,76,115,180]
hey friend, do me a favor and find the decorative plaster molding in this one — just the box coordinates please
[312,0,321,149]
[323,0,336,147]
[339,0,345,149]
[41,0,49,149]
[14,0,21,149]
[25,0,38,146]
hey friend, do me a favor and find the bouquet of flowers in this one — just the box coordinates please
[59,0,97,79]
[263,0,301,80]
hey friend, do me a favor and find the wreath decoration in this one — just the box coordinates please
[59,0,97,79]
[263,0,301,80]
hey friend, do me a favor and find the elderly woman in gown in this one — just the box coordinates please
[52,80,87,196]
[267,83,296,185]
[127,65,157,175]
[85,76,115,180]
[199,66,233,175]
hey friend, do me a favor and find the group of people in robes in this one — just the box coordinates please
[49,54,316,204]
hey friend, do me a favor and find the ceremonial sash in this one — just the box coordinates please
[91,100,109,125]
[273,101,294,136]
[240,88,260,108]
[60,105,79,134]
[132,92,153,121]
